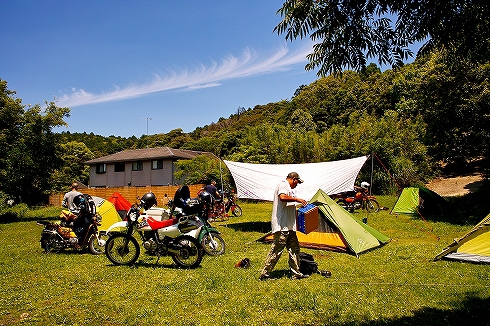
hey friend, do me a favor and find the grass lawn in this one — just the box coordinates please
[0,193,489,325]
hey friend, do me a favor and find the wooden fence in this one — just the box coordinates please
[49,184,205,207]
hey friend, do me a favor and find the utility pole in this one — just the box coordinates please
[145,117,152,148]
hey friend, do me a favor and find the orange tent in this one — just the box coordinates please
[108,192,132,218]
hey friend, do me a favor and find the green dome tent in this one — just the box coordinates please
[391,187,447,215]
[258,189,390,256]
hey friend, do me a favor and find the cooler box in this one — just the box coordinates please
[296,204,319,234]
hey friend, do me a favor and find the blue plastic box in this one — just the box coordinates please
[296,204,319,234]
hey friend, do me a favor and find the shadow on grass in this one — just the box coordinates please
[224,221,271,233]
[0,215,59,224]
[260,269,291,280]
[426,179,490,226]
[333,291,490,326]
[104,259,197,270]
[0,213,21,224]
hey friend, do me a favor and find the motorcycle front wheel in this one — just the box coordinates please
[231,205,242,217]
[336,199,349,211]
[201,232,225,256]
[105,234,140,266]
[88,231,110,255]
[171,235,203,269]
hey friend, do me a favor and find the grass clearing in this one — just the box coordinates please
[1,191,489,325]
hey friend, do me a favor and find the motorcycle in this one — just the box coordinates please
[333,183,380,213]
[104,191,204,268]
[37,194,108,255]
[169,187,226,256]
[222,189,242,217]
[199,188,242,221]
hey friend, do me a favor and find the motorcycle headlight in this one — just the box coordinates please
[128,209,139,222]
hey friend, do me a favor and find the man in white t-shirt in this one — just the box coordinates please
[62,182,82,213]
[259,172,308,280]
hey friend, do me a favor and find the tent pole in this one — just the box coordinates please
[370,152,374,195]
[219,159,224,193]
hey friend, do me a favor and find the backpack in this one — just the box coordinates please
[74,194,96,216]
[299,252,318,275]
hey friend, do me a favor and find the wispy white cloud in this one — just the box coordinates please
[57,44,312,107]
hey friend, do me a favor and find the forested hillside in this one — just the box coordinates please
[1,51,488,204]
[58,53,490,192]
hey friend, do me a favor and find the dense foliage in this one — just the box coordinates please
[275,0,490,75]
[0,80,70,205]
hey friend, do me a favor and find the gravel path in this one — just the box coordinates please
[426,174,484,197]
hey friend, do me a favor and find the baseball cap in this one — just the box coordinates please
[287,172,303,183]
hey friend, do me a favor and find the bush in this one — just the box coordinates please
[0,202,61,223]
[0,203,29,223]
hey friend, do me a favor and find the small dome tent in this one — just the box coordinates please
[391,187,448,215]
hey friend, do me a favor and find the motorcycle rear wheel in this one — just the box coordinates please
[171,235,203,269]
[43,238,61,253]
[231,205,242,217]
[364,199,380,213]
[88,232,110,255]
[105,234,140,266]
[201,232,225,256]
[41,233,62,253]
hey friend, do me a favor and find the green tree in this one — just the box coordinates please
[0,80,24,176]
[320,110,432,191]
[290,109,316,132]
[391,53,490,166]
[275,0,490,75]
[0,79,70,204]
[227,124,292,164]
[289,68,395,127]
[174,155,233,189]
[50,141,95,192]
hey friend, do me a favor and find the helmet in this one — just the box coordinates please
[140,192,157,210]
[361,182,370,189]
[173,186,191,208]
[198,191,214,205]
[73,194,85,209]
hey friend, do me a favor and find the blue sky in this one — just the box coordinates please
[1,1,321,138]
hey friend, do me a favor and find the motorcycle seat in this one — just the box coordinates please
[147,217,178,229]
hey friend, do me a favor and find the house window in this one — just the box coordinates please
[114,162,125,172]
[96,163,106,174]
[132,161,143,171]
[152,159,163,170]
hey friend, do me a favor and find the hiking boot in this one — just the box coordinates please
[319,270,332,278]
[291,273,309,280]
[259,274,276,281]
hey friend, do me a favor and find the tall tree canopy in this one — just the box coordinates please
[0,79,70,204]
[275,0,490,75]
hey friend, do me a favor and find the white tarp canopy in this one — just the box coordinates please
[223,155,369,202]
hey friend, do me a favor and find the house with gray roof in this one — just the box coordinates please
[85,147,210,187]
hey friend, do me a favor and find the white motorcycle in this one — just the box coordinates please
[104,192,204,269]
